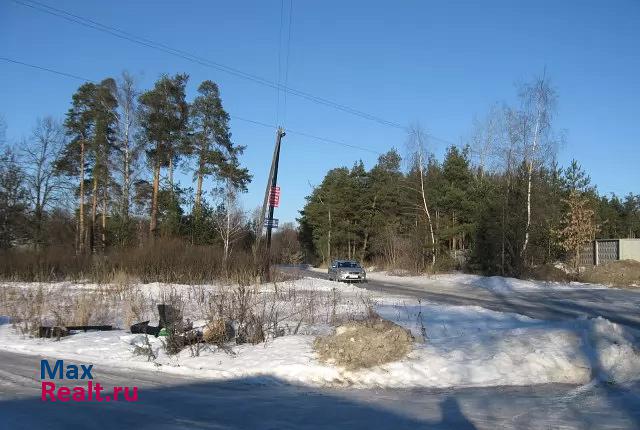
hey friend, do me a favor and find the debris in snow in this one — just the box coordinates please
[203,319,235,345]
[314,316,414,369]
[130,320,160,336]
[38,326,69,339]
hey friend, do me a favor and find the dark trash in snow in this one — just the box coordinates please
[38,326,69,338]
[130,320,160,336]
[38,325,113,338]
[130,304,182,336]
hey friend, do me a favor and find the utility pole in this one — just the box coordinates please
[259,127,286,277]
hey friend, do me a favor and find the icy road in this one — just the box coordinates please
[0,350,639,429]
[283,266,640,331]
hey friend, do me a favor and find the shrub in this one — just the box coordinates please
[0,238,264,284]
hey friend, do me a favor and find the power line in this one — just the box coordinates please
[0,57,94,83]
[230,114,382,155]
[12,0,407,130]
[0,57,383,156]
[12,0,460,147]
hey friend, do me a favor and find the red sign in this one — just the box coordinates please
[269,186,280,207]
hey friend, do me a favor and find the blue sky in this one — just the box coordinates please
[1,0,639,223]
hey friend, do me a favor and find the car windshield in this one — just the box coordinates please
[337,261,360,268]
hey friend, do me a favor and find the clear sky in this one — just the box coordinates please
[1,0,639,223]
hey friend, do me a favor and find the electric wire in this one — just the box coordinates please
[1,57,384,156]
[12,0,407,130]
[11,0,459,146]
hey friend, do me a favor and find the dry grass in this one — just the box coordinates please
[0,239,265,284]
[580,260,640,288]
[522,264,574,283]
[0,285,45,335]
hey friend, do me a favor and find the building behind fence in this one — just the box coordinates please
[580,239,640,266]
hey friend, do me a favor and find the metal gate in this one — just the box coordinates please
[597,240,619,265]
[580,243,594,266]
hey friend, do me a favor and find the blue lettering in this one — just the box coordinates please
[40,359,63,380]
[80,364,93,379]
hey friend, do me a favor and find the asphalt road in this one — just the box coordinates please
[1,350,639,429]
[282,266,640,331]
[2,271,640,428]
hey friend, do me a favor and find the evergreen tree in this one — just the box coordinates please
[138,74,189,237]
[189,80,250,219]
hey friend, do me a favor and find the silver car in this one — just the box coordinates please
[328,260,367,283]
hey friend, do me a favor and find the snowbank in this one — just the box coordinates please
[1,280,638,389]
[363,270,607,292]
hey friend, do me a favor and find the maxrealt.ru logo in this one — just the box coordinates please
[40,360,138,402]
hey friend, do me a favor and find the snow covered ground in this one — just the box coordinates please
[0,277,638,389]
[357,269,608,293]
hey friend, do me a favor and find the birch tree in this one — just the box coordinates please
[515,75,556,256]
[213,179,245,264]
[114,72,140,221]
[407,125,436,269]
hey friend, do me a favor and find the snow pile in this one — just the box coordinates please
[364,270,607,292]
[585,317,640,383]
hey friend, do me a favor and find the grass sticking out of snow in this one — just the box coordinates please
[1,277,639,389]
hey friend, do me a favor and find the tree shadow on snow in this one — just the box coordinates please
[0,375,479,430]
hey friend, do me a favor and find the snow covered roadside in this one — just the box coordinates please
[0,278,638,389]
[353,268,608,293]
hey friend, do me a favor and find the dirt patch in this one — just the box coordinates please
[580,260,640,288]
[522,264,574,283]
[313,316,414,370]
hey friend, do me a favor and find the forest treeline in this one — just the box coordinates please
[0,72,290,281]
[1,73,638,281]
[299,77,640,276]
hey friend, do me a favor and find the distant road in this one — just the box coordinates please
[280,266,640,331]
[1,350,639,429]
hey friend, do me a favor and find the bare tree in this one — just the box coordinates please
[213,180,245,265]
[407,124,436,269]
[22,117,68,248]
[469,103,506,178]
[249,205,264,261]
[114,72,141,221]
[513,74,557,256]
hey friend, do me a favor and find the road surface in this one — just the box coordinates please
[282,266,640,331]
[0,350,639,429]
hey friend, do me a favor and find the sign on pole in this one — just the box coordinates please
[263,218,279,229]
[268,186,281,207]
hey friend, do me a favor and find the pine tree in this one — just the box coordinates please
[58,80,117,253]
[138,74,189,237]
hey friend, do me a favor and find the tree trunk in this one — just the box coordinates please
[522,99,542,256]
[168,157,174,191]
[327,207,331,265]
[223,202,230,264]
[90,175,98,254]
[418,152,436,269]
[195,166,204,216]
[149,159,160,236]
[78,141,85,253]
[360,194,378,262]
[101,186,107,251]
[122,134,130,220]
